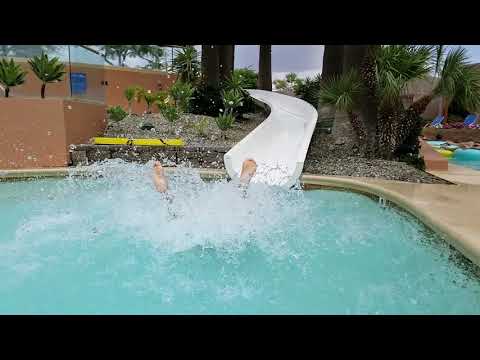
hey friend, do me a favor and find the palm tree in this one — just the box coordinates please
[201,45,220,89]
[257,45,272,91]
[219,45,235,81]
[319,45,480,159]
[173,46,200,83]
[322,45,344,78]
[124,86,137,115]
[28,53,66,98]
[0,58,27,97]
[102,45,133,67]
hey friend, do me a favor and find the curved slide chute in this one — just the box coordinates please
[224,90,318,188]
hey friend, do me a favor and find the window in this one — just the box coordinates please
[71,72,87,95]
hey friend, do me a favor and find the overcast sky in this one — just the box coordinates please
[233,45,480,80]
[70,45,480,80]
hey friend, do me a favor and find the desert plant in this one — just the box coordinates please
[193,116,210,137]
[143,90,156,113]
[173,46,200,83]
[28,52,66,98]
[107,106,127,122]
[318,45,480,159]
[0,58,27,97]
[222,70,246,95]
[222,89,244,115]
[134,86,145,104]
[124,86,137,115]
[273,79,287,90]
[232,68,257,89]
[273,72,304,93]
[169,81,195,112]
[160,103,180,133]
[295,73,322,107]
[215,112,235,138]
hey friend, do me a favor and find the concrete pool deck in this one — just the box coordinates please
[1,166,480,267]
[428,163,480,186]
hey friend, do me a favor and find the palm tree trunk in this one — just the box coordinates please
[442,98,450,119]
[342,45,380,157]
[322,45,344,79]
[202,45,220,89]
[41,83,46,99]
[201,45,208,79]
[219,45,235,82]
[257,45,272,91]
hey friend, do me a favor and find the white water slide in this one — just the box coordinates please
[224,89,318,188]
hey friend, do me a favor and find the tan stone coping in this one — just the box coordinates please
[2,167,480,267]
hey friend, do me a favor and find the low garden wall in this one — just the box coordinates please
[70,144,230,169]
[422,128,480,143]
[0,98,106,169]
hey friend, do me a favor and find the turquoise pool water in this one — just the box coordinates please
[450,157,480,170]
[1,160,479,314]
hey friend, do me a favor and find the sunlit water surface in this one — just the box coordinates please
[0,160,479,314]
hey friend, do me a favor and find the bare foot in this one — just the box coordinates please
[153,161,168,193]
[239,159,257,186]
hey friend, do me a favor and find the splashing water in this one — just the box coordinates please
[0,159,479,314]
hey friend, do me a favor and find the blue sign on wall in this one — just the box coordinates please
[71,72,87,95]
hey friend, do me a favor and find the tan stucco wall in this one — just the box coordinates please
[104,67,176,114]
[1,58,176,113]
[0,98,106,169]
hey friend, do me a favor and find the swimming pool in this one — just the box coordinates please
[1,160,479,314]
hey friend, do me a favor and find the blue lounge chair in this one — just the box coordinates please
[463,114,478,128]
[428,115,444,128]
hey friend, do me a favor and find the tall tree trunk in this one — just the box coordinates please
[201,45,208,80]
[219,45,234,82]
[202,45,220,89]
[41,83,46,99]
[343,45,380,157]
[322,45,344,79]
[257,45,272,91]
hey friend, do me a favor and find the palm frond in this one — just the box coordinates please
[375,45,433,107]
[434,46,469,100]
[0,58,27,87]
[28,52,65,83]
[434,45,446,76]
[318,69,364,111]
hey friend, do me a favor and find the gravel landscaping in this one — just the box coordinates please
[99,109,450,184]
[105,111,266,148]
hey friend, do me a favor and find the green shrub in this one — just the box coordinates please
[294,73,322,107]
[107,106,127,122]
[232,68,257,89]
[134,86,145,104]
[0,58,27,97]
[222,89,244,115]
[215,112,235,137]
[124,86,137,114]
[169,81,195,112]
[190,84,223,116]
[160,104,180,133]
[28,52,65,98]
[193,116,210,137]
[143,91,157,113]
[172,46,200,84]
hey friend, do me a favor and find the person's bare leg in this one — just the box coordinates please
[239,159,257,187]
[153,161,168,193]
